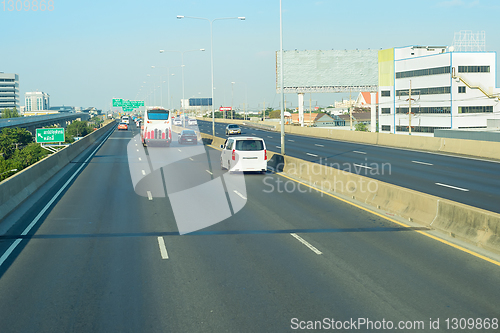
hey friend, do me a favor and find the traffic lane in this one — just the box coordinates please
[156,167,500,331]
[0,128,180,331]
[198,121,500,212]
[198,119,500,182]
[0,124,117,268]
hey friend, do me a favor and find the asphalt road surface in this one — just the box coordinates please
[0,122,498,332]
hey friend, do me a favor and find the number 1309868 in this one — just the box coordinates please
[2,0,54,11]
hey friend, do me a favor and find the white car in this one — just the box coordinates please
[173,118,182,126]
[188,118,197,126]
[220,137,267,173]
[225,124,241,135]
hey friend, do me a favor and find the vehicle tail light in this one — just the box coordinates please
[264,149,267,160]
[169,129,171,140]
[232,149,235,161]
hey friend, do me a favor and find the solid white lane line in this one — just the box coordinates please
[288,139,295,142]
[353,163,373,170]
[142,170,146,175]
[290,233,322,255]
[435,183,469,192]
[412,160,433,166]
[315,144,324,147]
[147,191,153,200]
[233,190,247,200]
[0,126,115,269]
[306,153,318,157]
[206,170,213,175]
[157,237,169,259]
[353,150,366,154]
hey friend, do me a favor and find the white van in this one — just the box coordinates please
[220,137,267,173]
[121,116,130,124]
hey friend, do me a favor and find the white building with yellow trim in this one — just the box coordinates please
[378,46,500,136]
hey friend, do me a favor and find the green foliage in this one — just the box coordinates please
[0,142,49,182]
[1,108,21,118]
[0,127,34,159]
[66,121,94,138]
[355,122,368,132]
[269,110,281,119]
[90,116,104,127]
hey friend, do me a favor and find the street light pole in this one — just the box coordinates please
[160,48,205,124]
[280,0,285,155]
[231,81,235,119]
[177,15,245,137]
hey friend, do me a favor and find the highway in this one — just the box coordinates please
[0,122,499,332]
[197,120,500,214]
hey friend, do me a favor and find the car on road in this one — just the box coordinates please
[121,116,130,124]
[173,118,182,126]
[220,136,267,173]
[178,130,198,145]
[188,118,197,126]
[117,122,128,130]
[225,124,241,135]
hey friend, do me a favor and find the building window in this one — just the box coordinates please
[381,108,391,114]
[381,91,390,97]
[381,125,391,131]
[397,86,450,97]
[458,86,466,94]
[396,66,450,79]
[458,66,490,73]
[396,126,450,133]
[458,106,493,113]
[396,107,451,114]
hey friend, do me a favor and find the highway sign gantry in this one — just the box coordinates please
[36,128,65,143]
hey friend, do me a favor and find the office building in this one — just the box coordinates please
[0,73,20,112]
[25,91,50,112]
[379,46,500,135]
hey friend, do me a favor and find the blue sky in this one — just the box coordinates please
[1,0,499,111]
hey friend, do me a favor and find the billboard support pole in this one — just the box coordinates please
[298,93,304,127]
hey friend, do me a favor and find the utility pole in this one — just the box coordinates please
[309,93,312,127]
[349,88,353,130]
[406,80,415,135]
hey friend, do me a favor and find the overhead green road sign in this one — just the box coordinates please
[112,99,123,107]
[112,99,144,111]
[36,128,65,143]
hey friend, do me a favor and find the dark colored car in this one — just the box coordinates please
[178,130,198,145]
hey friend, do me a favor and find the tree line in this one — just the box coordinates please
[0,120,99,181]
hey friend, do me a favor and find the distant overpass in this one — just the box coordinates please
[0,113,91,134]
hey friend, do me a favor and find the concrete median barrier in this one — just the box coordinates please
[275,153,500,254]
[207,119,500,161]
[200,122,500,254]
[0,121,116,222]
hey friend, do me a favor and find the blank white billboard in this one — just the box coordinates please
[276,50,378,93]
